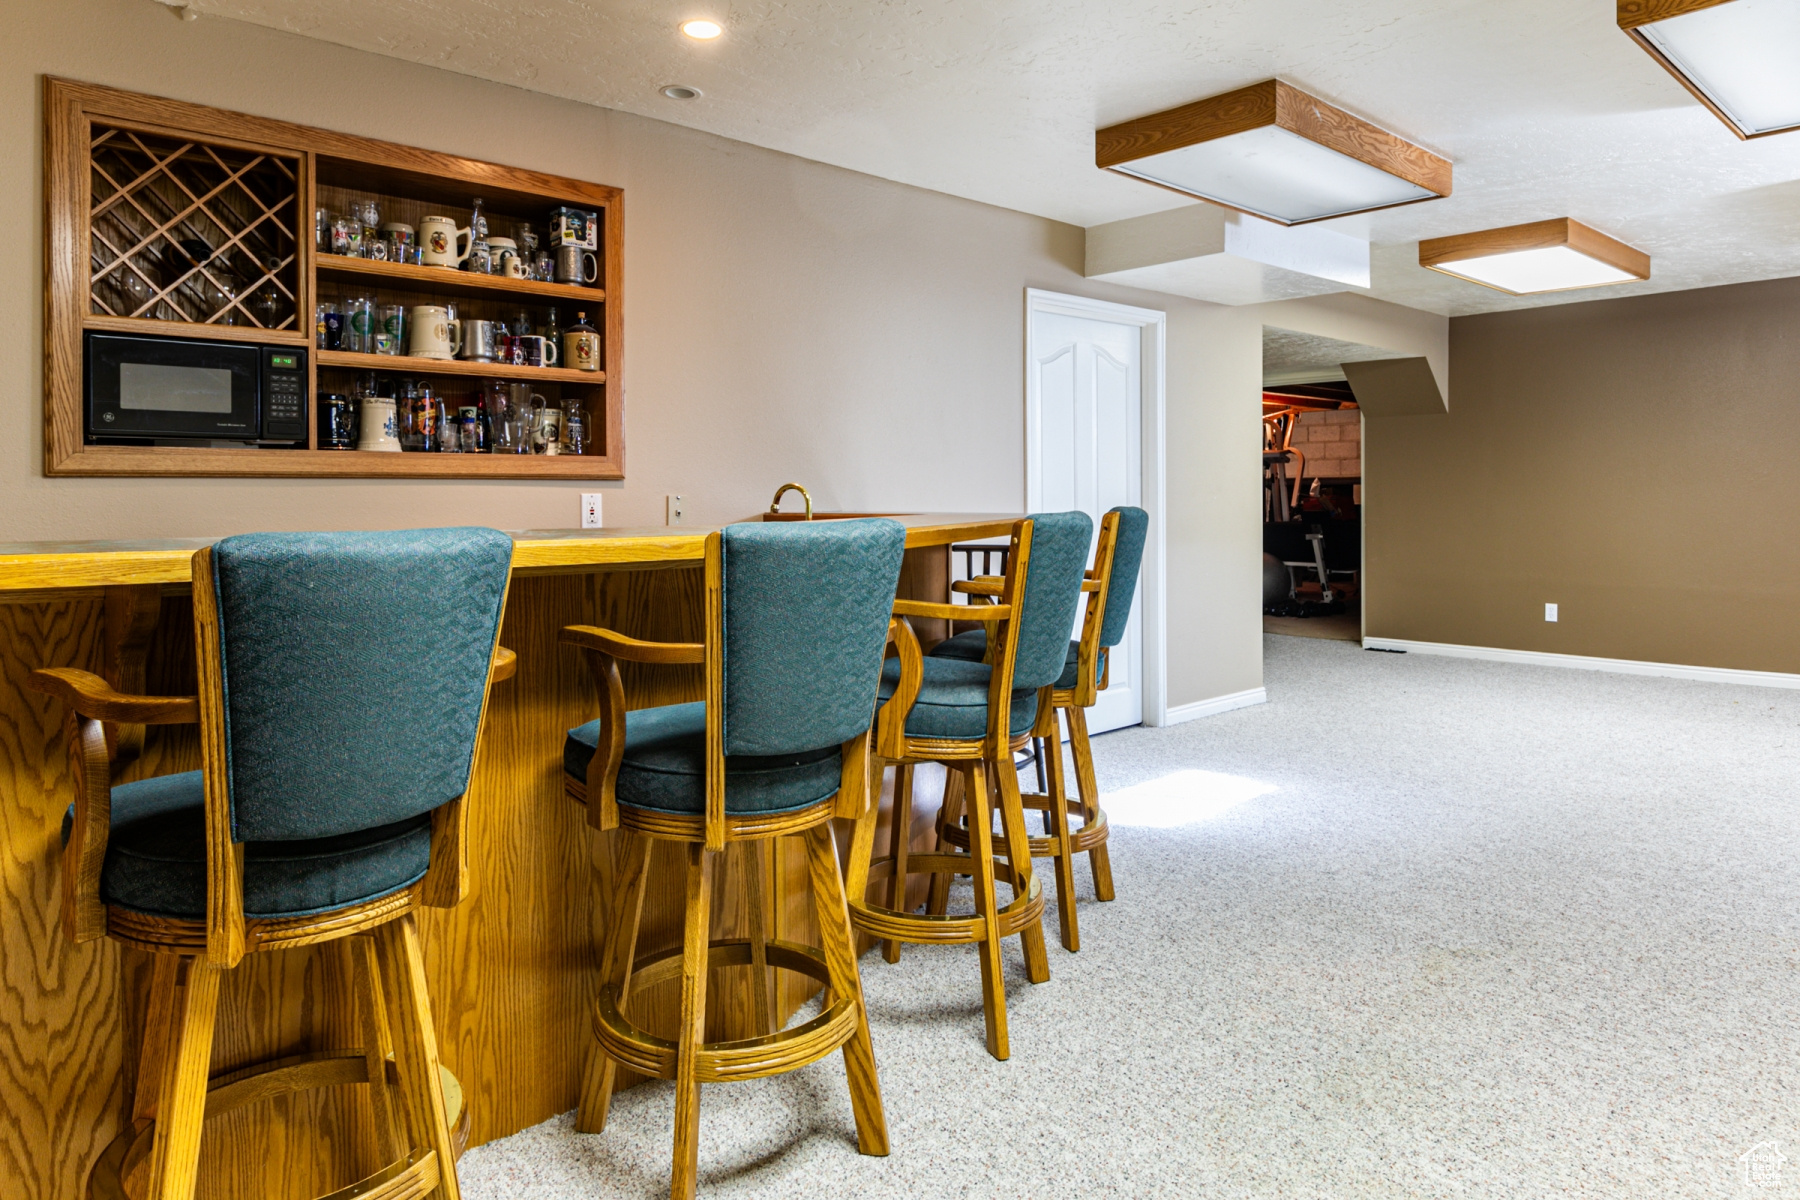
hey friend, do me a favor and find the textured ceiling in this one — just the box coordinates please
[1262,326,1406,385]
[176,0,1800,316]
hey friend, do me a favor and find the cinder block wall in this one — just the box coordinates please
[1287,409,1361,479]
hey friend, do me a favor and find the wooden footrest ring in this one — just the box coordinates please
[594,939,860,1083]
[848,854,1044,946]
[87,1051,469,1200]
[939,803,1109,857]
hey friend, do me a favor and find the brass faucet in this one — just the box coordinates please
[768,482,813,520]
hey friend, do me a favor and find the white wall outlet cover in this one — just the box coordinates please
[666,494,685,526]
[1545,603,1558,622]
[580,493,603,529]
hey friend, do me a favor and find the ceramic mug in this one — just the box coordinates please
[407,305,461,359]
[356,398,401,452]
[489,237,518,277]
[533,406,563,456]
[418,215,470,268]
[564,328,600,373]
[516,334,558,368]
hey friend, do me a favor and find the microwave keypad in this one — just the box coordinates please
[262,351,306,440]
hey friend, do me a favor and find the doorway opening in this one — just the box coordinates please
[1260,327,1375,645]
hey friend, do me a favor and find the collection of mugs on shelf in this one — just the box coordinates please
[316,197,600,286]
[316,300,600,372]
[321,373,587,457]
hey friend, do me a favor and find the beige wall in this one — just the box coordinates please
[1365,275,1800,673]
[2,0,1278,709]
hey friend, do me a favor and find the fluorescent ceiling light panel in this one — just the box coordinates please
[1620,0,1800,138]
[1096,80,1450,226]
[1419,218,1650,296]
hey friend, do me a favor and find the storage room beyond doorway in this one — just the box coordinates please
[1260,327,1380,645]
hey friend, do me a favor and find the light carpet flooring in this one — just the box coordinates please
[461,635,1800,1198]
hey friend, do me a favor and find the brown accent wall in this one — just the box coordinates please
[1365,275,1800,673]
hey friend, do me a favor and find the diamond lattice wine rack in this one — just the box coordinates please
[88,125,301,331]
[44,78,624,479]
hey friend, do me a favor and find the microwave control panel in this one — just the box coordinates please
[261,348,307,442]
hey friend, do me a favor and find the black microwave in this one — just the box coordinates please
[85,332,307,446]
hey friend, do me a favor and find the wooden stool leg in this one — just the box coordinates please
[1042,709,1080,953]
[925,766,960,917]
[846,771,880,918]
[132,954,180,1123]
[376,914,462,1200]
[579,829,651,1134]
[1067,705,1114,902]
[745,839,775,1034]
[670,843,714,1200]
[993,758,1051,984]
[964,764,1009,1061]
[882,765,914,963]
[804,823,889,1155]
[144,956,220,1200]
[352,936,404,1163]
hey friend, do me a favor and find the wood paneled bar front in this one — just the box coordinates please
[0,514,1012,1200]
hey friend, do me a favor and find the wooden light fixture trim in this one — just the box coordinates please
[1418,218,1650,292]
[1095,80,1452,225]
[1618,0,1792,140]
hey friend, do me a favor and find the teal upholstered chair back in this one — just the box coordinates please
[211,527,513,842]
[1009,511,1094,691]
[1098,506,1149,649]
[720,519,907,756]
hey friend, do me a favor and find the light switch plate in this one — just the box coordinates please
[1545,603,1558,622]
[580,493,603,529]
[667,494,685,526]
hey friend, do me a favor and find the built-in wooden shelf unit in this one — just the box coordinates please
[44,77,624,479]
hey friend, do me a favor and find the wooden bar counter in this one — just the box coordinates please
[0,514,1012,1200]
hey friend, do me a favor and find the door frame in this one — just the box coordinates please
[1024,287,1169,726]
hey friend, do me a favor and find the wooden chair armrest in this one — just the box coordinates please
[876,618,925,758]
[489,646,517,683]
[560,625,704,664]
[28,668,197,725]
[951,577,1005,598]
[892,599,1012,623]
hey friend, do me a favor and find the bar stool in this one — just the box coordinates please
[561,519,904,1200]
[29,527,516,1200]
[929,506,1149,952]
[845,510,1092,1061]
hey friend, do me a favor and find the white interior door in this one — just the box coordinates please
[1028,302,1148,733]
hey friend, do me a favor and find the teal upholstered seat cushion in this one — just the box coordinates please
[62,770,431,920]
[930,631,1102,692]
[876,656,1038,740]
[566,702,844,815]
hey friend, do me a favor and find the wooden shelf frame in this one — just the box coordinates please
[44,77,624,479]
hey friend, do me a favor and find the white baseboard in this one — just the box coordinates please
[1362,637,1800,690]
[1159,686,1268,725]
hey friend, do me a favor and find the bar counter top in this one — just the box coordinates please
[0,513,1017,596]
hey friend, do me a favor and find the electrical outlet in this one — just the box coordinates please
[666,494,685,526]
[1545,603,1558,622]
[580,493,603,529]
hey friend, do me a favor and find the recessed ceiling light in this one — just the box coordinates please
[1419,218,1650,295]
[681,19,723,39]
[661,85,702,100]
[1620,0,1800,139]
[1095,80,1451,226]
